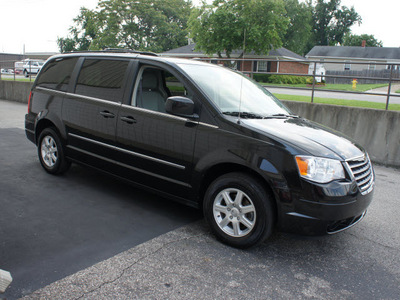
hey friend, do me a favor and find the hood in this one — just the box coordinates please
[241,117,364,160]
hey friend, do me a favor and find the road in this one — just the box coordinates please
[265,86,400,105]
[1,100,399,299]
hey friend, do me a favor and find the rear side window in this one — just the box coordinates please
[36,57,78,91]
[75,59,129,102]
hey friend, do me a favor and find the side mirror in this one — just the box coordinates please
[165,96,198,119]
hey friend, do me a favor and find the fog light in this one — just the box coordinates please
[0,269,12,293]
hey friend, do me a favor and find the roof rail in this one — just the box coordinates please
[66,48,158,56]
[102,48,158,56]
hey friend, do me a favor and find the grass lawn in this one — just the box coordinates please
[275,93,400,111]
[262,83,388,93]
[0,77,34,82]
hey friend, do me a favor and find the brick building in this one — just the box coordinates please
[0,53,24,69]
[161,43,309,75]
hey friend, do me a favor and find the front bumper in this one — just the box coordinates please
[277,179,375,236]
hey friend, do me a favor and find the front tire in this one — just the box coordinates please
[38,128,71,174]
[203,172,275,248]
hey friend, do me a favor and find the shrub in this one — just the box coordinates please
[269,75,311,84]
[253,74,271,83]
[306,77,313,84]
[253,74,313,84]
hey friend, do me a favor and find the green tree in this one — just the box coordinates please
[188,0,289,58]
[58,7,100,52]
[282,0,312,55]
[58,0,192,53]
[309,0,361,47]
[343,33,383,47]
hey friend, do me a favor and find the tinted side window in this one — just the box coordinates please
[36,57,78,91]
[134,67,193,113]
[75,59,129,102]
[165,71,193,98]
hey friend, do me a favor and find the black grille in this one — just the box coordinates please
[346,155,374,195]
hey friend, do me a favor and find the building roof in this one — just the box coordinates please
[162,43,306,60]
[306,46,400,60]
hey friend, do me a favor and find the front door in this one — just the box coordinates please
[115,65,199,200]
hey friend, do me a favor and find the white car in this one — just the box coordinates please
[23,60,44,77]
[1,68,14,74]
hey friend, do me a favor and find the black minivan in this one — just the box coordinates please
[25,51,374,248]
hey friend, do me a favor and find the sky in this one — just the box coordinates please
[0,0,399,54]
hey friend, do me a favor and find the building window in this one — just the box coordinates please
[344,61,351,71]
[257,61,268,72]
[236,61,241,71]
[368,62,376,70]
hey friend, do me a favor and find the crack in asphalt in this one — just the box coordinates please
[343,231,400,252]
[73,232,207,299]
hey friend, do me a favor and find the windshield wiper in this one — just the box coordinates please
[223,112,299,119]
[222,111,265,119]
[264,113,299,119]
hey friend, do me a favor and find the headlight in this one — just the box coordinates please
[295,156,345,183]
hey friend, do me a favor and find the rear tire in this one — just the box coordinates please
[203,172,275,248]
[38,128,71,175]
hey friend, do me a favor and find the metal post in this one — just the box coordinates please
[385,67,393,110]
[311,62,316,103]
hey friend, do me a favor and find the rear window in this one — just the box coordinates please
[36,57,78,91]
[75,59,129,102]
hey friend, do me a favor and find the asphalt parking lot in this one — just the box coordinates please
[0,127,200,299]
[1,100,400,299]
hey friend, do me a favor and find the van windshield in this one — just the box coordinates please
[178,63,291,117]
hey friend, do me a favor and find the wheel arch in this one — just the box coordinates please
[197,162,278,218]
[35,118,66,145]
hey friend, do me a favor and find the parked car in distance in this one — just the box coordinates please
[1,68,14,74]
[25,50,375,248]
[14,61,24,74]
[23,59,44,77]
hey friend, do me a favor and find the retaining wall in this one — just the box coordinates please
[283,101,400,168]
[1,80,399,167]
[0,80,32,103]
